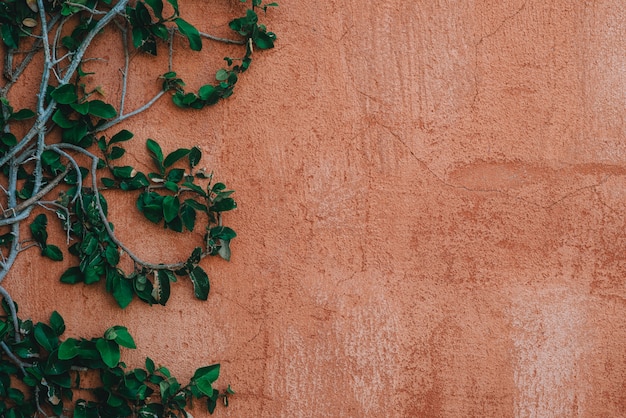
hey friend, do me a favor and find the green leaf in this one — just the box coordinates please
[0,232,14,247]
[145,0,164,19]
[50,311,65,336]
[164,181,179,192]
[42,245,63,261]
[146,139,164,173]
[34,323,58,352]
[182,182,207,198]
[166,168,185,183]
[88,100,117,119]
[175,18,202,50]
[96,338,120,368]
[1,132,17,146]
[52,109,75,128]
[110,129,133,144]
[105,326,136,349]
[30,214,48,245]
[153,270,171,305]
[198,84,215,101]
[189,266,209,300]
[60,266,83,284]
[145,357,155,374]
[112,274,133,309]
[58,339,79,360]
[215,69,229,81]
[108,146,126,160]
[210,226,237,240]
[1,25,18,49]
[105,245,120,266]
[162,196,180,223]
[210,197,237,212]
[10,108,35,121]
[254,31,275,49]
[187,247,202,266]
[112,166,136,179]
[218,239,231,261]
[163,148,189,168]
[180,204,196,231]
[188,146,201,168]
[71,101,90,115]
[166,0,179,14]
[51,84,78,104]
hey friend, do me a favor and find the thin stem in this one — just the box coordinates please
[197,31,245,45]
[95,90,166,133]
[0,166,70,221]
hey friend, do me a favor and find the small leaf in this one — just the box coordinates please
[166,168,185,183]
[144,0,164,19]
[215,69,229,81]
[106,326,136,349]
[210,226,237,240]
[187,247,202,266]
[188,146,201,168]
[105,245,120,266]
[88,100,117,119]
[34,323,58,352]
[108,146,126,160]
[112,273,133,309]
[189,266,209,300]
[42,245,63,261]
[51,84,78,104]
[60,266,83,284]
[164,181,179,192]
[254,31,275,49]
[96,338,120,368]
[146,139,164,173]
[181,204,196,231]
[22,18,38,28]
[50,311,65,336]
[10,108,35,120]
[30,214,48,245]
[110,129,133,144]
[217,239,231,261]
[164,149,189,168]
[162,196,180,223]
[71,101,90,115]
[52,109,75,128]
[58,339,78,360]
[112,166,136,179]
[1,133,17,146]
[145,357,155,374]
[167,0,179,13]
[175,18,202,51]
[153,270,171,305]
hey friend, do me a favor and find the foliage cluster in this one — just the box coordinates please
[0,0,276,416]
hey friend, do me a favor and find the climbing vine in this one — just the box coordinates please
[0,0,276,416]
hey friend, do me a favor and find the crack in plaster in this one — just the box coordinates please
[377,122,612,210]
[472,2,528,110]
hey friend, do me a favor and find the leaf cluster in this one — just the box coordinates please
[0,305,229,417]
[0,0,277,415]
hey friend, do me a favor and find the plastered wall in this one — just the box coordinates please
[9,1,626,417]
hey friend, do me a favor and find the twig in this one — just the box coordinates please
[0,166,70,220]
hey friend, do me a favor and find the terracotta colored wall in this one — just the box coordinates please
[9,0,626,416]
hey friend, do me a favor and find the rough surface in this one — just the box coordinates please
[8,0,626,416]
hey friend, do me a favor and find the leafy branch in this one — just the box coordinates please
[0,0,277,416]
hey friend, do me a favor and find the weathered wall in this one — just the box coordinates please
[9,0,626,416]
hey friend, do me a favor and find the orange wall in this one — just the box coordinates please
[9,0,626,416]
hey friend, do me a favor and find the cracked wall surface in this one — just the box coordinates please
[8,0,626,416]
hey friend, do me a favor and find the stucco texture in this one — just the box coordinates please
[7,0,626,417]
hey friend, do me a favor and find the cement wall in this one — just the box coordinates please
[9,1,626,416]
